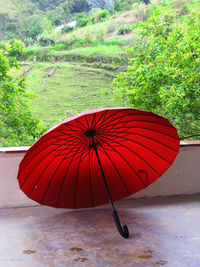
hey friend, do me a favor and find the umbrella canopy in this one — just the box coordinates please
[17,107,180,238]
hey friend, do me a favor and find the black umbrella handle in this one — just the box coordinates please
[112,210,129,239]
[93,142,129,239]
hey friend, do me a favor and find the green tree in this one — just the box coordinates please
[0,40,46,146]
[62,1,73,23]
[76,13,91,27]
[23,15,43,39]
[40,17,53,35]
[113,13,200,137]
[70,0,88,13]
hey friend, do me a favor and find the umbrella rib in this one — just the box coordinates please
[95,110,160,128]
[63,123,86,134]
[92,110,107,127]
[23,141,87,195]
[95,110,127,128]
[100,133,173,165]
[19,133,77,174]
[100,130,178,153]
[40,138,87,205]
[96,110,171,130]
[84,115,90,129]
[79,148,90,163]
[53,128,82,136]
[74,118,87,131]
[73,142,88,209]
[91,112,96,129]
[27,149,68,198]
[19,143,75,188]
[56,127,84,139]
[97,136,147,187]
[53,146,89,160]
[100,118,176,133]
[56,139,87,208]
[101,124,179,141]
[63,123,85,131]
[98,143,131,195]
[19,135,86,177]
[101,135,162,176]
[88,148,94,207]
[20,130,85,172]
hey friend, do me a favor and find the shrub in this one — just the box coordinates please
[91,9,110,24]
[62,25,74,33]
[76,13,91,27]
[0,40,46,146]
[117,24,132,35]
[37,34,55,46]
[24,37,35,47]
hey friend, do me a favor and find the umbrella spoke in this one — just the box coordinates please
[100,135,162,176]
[100,132,177,162]
[19,143,72,187]
[91,112,96,130]
[93,110,108,129]
[56,139,87,207]
[100,130,178,152]
[19,130,80,169]
[96,110,170,130]
[53,128,82,136]
[97,136,147,187]
[99,144,131,195]
[84,115,90,129]
[100,117,177,133]
[74,118,88,131]
[40,138,87,205]
[19,135,86,180]
[73,142,89,208]
[19,135,70,175]
[63,123,85,132]
[22,139,87,193]
[56,126,84,138]
[100,124,179,140]
[89,148,95,207]
[95,109,127,128]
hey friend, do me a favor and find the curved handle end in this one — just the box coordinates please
[122,224,129,239]
[112,210,129,239]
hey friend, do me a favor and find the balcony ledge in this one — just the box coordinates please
[0,141,200,154]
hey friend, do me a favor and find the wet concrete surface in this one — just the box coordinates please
[0,194,200,267]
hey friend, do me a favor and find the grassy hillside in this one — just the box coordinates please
[10,62,119,126]
[0,0,17,14]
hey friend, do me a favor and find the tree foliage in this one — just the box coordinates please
[0,40,46,146]
[113,12,200,137]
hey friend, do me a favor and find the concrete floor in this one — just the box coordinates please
[0,195,200,267]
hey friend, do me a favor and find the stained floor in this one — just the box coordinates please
[0,194,200,267]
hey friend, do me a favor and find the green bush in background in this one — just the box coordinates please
[0,40,46,146]
[113,11,200,137]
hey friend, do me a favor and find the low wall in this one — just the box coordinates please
[0,142,199,208]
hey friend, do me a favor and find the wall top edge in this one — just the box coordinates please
[0,141,200,154]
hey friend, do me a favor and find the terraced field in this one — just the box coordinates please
[10,62,119,127]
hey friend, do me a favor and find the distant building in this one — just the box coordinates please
[88,0,114,10]
[55,21,77,32]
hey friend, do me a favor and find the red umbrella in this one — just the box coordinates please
[17,107,180,238]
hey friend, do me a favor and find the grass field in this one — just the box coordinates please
[10,62,119,127]
[0,0,17,15]
[53,45,124,56]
